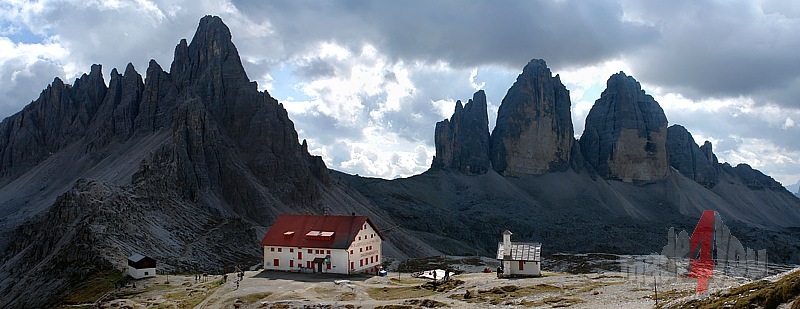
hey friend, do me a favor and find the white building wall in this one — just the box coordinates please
[506,260,541,276]
[128,266,156,279]
[262,223,383,275]
[263,245,353,274]
[346,222,382,274]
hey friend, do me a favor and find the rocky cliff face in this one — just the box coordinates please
[431,90,491,174]
[490,59,573,176]
[666,124,718,188]
[0,64,106,183]
[0,16,371,308]
[579,72,669,181]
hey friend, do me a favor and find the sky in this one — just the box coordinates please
[1,0,800,189]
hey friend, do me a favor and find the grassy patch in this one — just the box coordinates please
[62,270,126,305]
[163,279,224,309]
[454,284,564,305]
[644,289,693,306]
[673,269,800,309]
[561,280,624,296]
[405,298,448,307]
[520,296,585,308]
[390,277,425,285]
[337,291,357,301]
[368,286,437,300]
[374,305,414,309]
[238,291,273,304]
[421,279,464,292]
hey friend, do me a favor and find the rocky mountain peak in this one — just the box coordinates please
[700,141,718,165]
[665,124,718,188]
[490,58,573,176]
[579,72,668,181]
[431,90,491,174]
[169,15,249,89]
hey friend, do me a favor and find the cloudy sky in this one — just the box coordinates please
[2,0,800,189]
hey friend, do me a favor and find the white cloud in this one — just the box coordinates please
[1,0,800,184]
[0,37,68,116]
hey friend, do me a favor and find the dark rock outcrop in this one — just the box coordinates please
[0,15,339,308]
[666,124,718,188]
[700,141,719,166]
[490,59,573,176]
[579,72,669,181]
[0,65,107,183]
[721,163,785,190]
[431,90,491,174]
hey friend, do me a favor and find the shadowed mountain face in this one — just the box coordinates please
[431,90,491,174]
[1,15,800,309]
[416,60,800,262]
[579,72,669,182]
[0,16,435,308]
[490,59,574,176]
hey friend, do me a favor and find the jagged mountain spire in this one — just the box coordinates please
[432,90,491,174]
[579,72,669,182]
[490,59,573,176]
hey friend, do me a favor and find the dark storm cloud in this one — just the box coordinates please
[622,0,800,108]
[231,0,657,70]
[0,57,65,118]
[294,58,337,79]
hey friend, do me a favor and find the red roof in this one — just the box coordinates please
[259,214,384,249]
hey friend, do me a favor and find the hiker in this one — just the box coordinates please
[433,271,437,280]
[223,273,228,282]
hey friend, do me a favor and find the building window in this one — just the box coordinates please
[290,248,294,253]
[351,262,354,269]
[308,249,312,254]
[327,263,331,270]
[289,260,294,267]
[274,259,280,267]
[270,247,274,252]
[298,252,302,260]
[278,248,282,252]
[327,250,331,254]
[358,236,361,240]
[360,259,363,267]
[519,261,524,271]
[360,248,362,252]
[350,250,353,255]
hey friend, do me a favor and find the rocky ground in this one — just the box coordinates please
[80,255,800,309]
[84,269,735,308]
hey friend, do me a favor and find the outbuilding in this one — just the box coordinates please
[260,214,383,275]
[496,230,542,277]
[127,253,157,279]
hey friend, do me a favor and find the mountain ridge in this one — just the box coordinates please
[0,15,798,308]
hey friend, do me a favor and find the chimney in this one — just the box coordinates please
[502,230,512,258]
